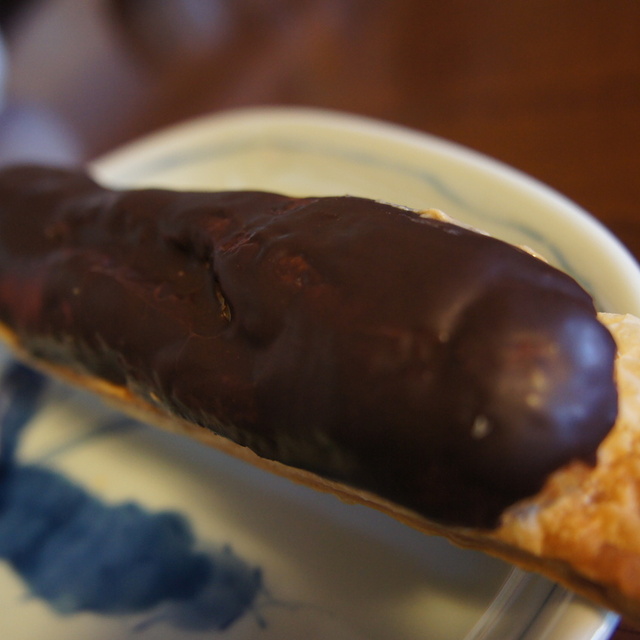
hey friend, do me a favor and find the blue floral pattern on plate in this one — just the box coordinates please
[0,362,264,633]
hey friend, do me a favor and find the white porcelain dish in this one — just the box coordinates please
[1,107,634,640]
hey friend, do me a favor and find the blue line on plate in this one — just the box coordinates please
[102,133,577,278]
[0,361,264,632]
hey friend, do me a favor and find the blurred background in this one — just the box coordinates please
[0,1,638,637]
[0,1,637,249]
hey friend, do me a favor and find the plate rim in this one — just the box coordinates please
[94,105,640,318]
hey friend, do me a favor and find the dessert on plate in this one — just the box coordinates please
[0,164,638,621]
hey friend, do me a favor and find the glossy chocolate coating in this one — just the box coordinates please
[0,166,618,527]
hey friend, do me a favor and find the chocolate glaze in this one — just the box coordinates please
[0,165,618,527]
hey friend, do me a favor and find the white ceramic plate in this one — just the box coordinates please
[2,107,634,640]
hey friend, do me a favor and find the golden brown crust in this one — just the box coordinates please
[1,312,639,620]
[483,312,640,620]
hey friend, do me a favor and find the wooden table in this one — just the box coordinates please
[1,1,639,637]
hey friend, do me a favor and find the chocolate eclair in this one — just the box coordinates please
[0,164,638,620]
